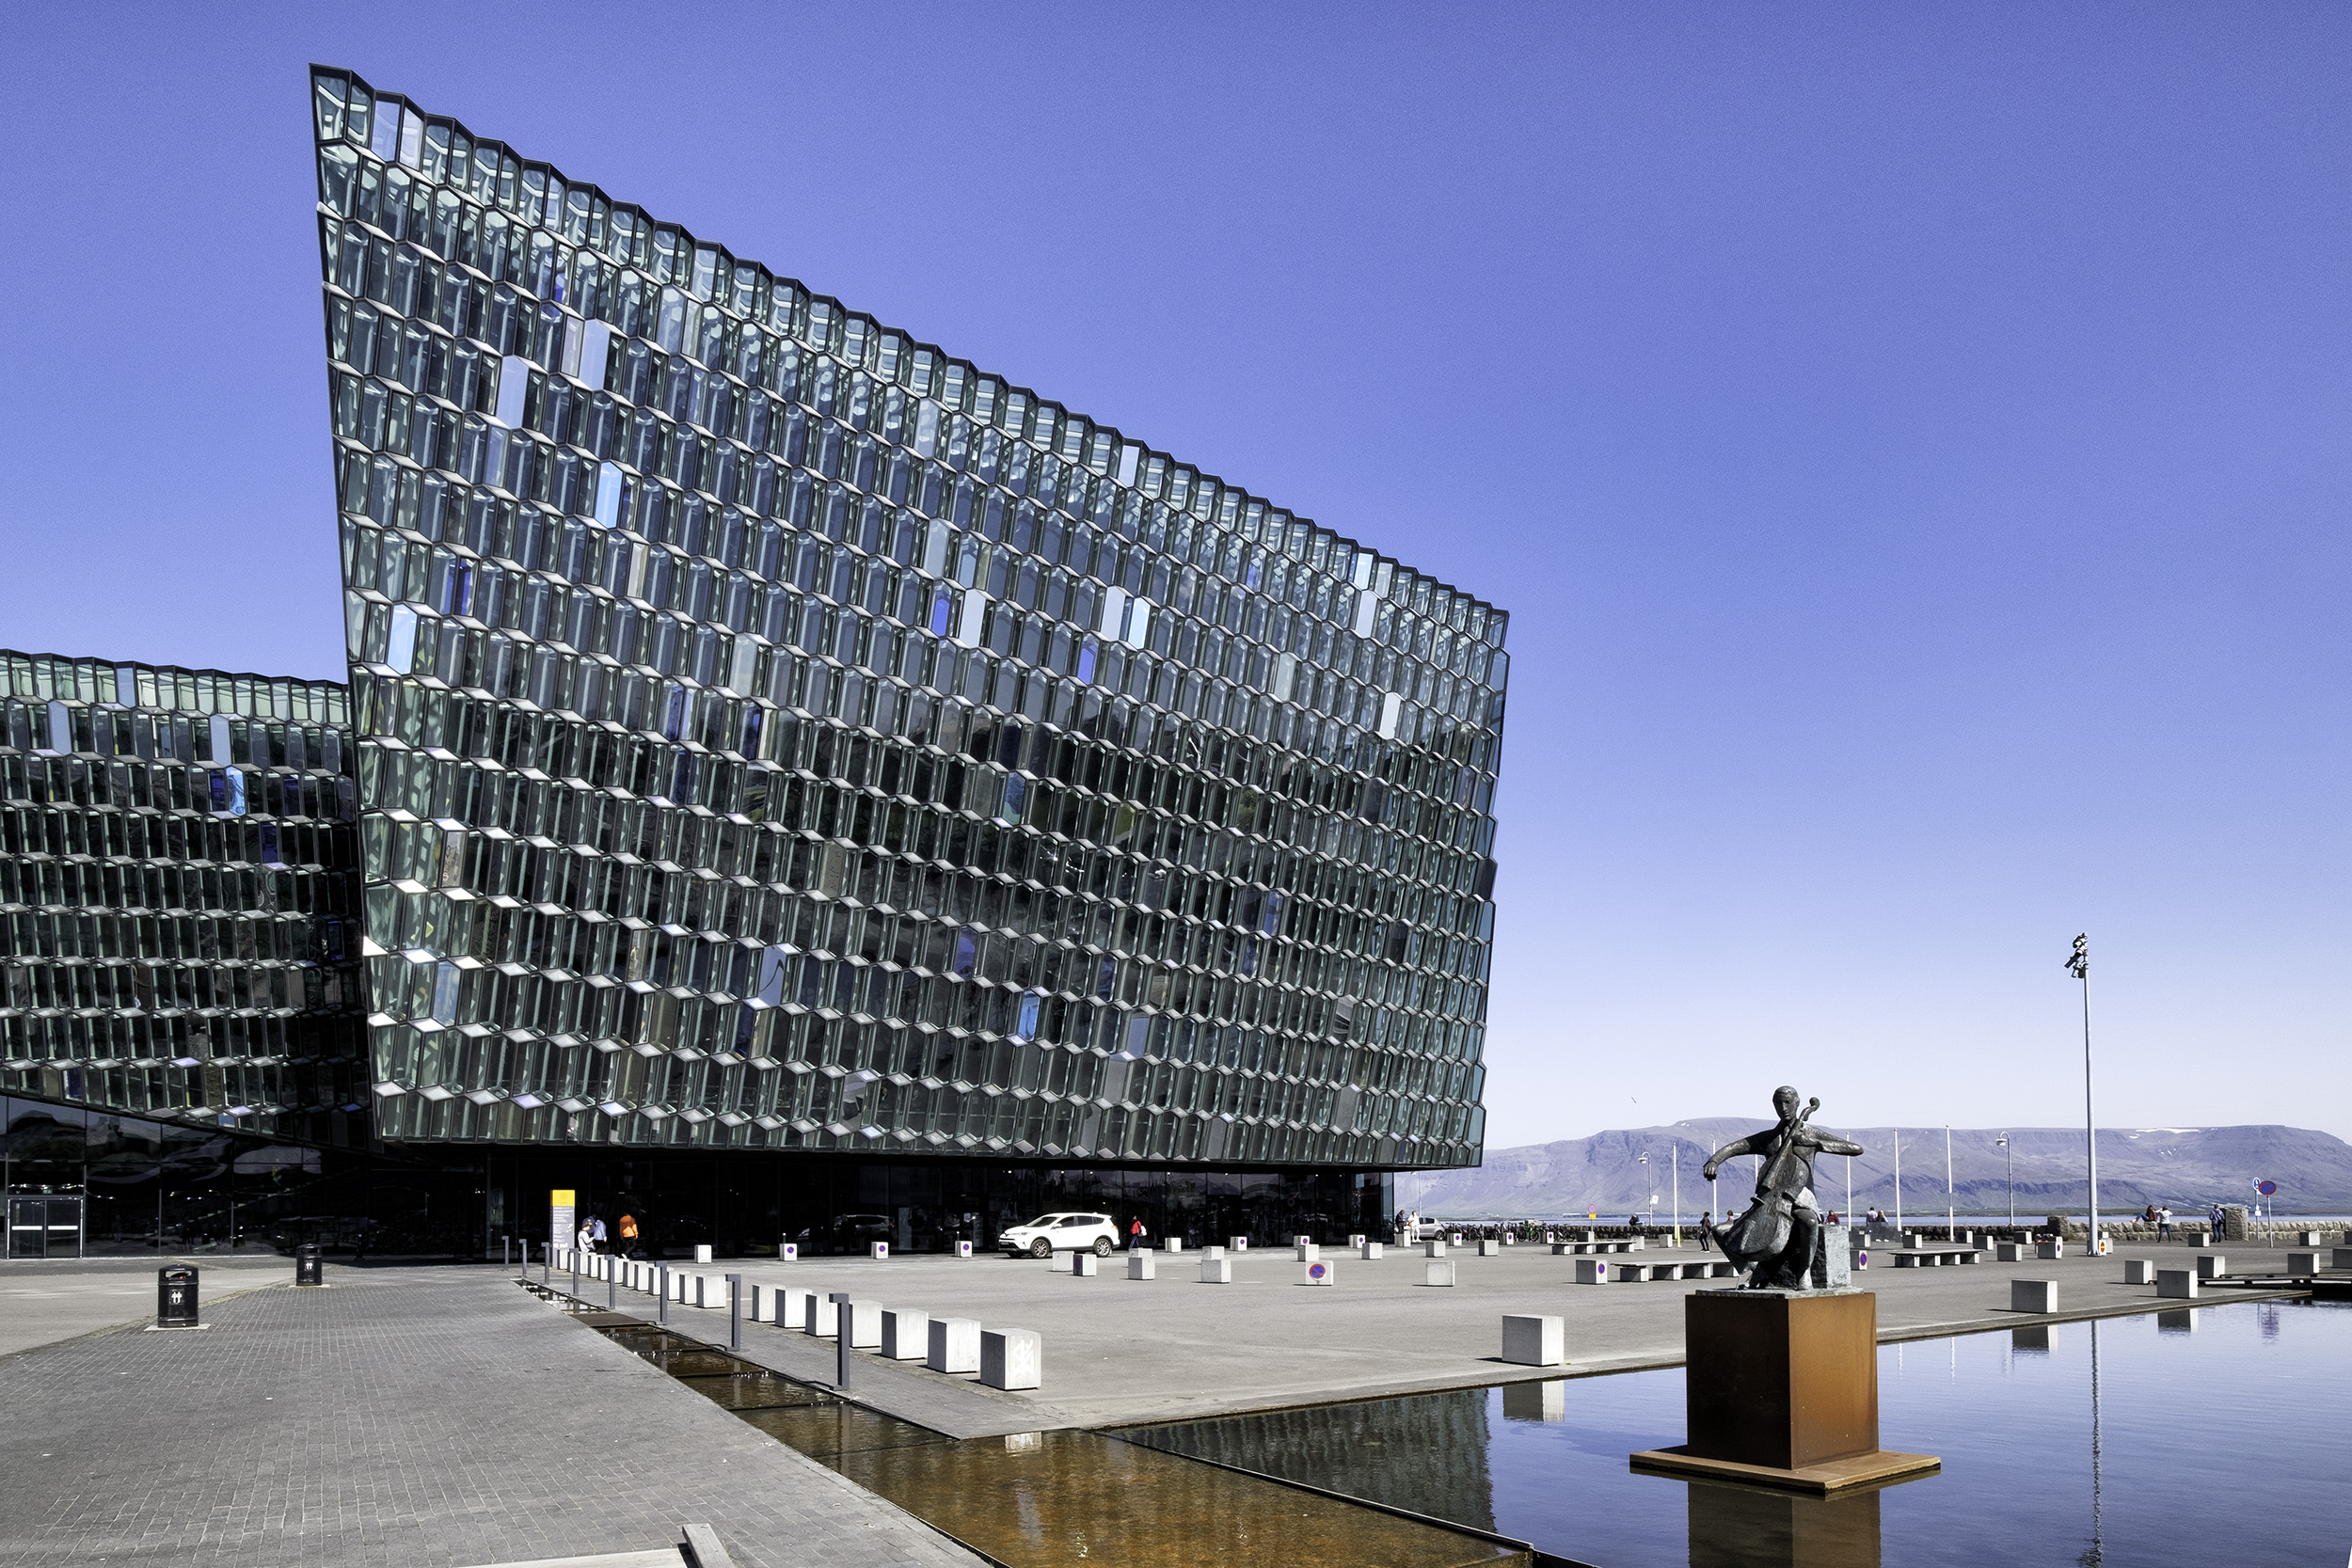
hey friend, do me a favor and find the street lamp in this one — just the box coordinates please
[1997,1133,2013,1228]
[1637,1152,1649,1230]
[2067,933,2102,1255]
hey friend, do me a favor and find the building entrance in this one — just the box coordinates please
[7,1195,84,1259]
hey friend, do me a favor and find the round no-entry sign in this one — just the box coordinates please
[2255,1180,2278,1196]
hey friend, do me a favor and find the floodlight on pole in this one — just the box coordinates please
[2067,933,2100,1254]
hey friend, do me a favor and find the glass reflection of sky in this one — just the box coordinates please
[1134,1300,2352,1568]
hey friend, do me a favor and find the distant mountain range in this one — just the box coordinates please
[1397,1121,2352,1218]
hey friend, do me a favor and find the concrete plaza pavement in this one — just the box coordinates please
[605,1239,2317,1433]
[0,1264,983,1568]
[0,1256,294,1357]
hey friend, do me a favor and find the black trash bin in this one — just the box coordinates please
[156,1265,199,1328]
[294,1243,325,1287]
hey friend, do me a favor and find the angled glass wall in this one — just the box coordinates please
[311,67,1508,1169]
[0,650,368,1145]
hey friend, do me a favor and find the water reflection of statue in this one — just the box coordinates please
[1702,1086,1865,1290]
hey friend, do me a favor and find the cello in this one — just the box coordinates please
[1719,1095,1820,1269]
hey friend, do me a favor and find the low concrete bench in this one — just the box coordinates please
[926,1317,980,1374]
[881,1307,929,1360]
[1891,1249,1982,1267]
[1550,1241,1640,1256]
[980,1328,1041,1390]
[1502,1314,1565,1367]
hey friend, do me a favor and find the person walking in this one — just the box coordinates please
[617,1212,640,1258]
[1128,1217,1148,1252]
[1698,1211,1713,1251]
[588,1214,608,1250]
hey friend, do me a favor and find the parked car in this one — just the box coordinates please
[997,1212,1118,1259]
[797,1213,894,1255]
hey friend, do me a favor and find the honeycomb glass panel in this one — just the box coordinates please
[310,67,1507,1168]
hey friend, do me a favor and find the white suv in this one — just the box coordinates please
[998,1212,1119,1259]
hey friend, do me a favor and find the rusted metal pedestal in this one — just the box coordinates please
[1631,1289,1938,1495]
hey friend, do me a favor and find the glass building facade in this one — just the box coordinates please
[312,66,1507,1180]
[0,650,367,1144]
[0,67,1512,1259]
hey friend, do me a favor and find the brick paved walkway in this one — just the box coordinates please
[0,1265,982,1568]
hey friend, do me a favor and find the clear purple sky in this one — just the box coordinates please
[3,7,2344,1145]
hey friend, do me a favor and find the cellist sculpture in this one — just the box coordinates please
[1702,1085,1866,1290]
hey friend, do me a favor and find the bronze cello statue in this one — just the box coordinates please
[1702,1086,1867,1290]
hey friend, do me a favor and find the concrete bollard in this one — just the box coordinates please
[2296,1229,2321,1247]
[778,1287,814,1329]
[2157,1269,2199,1299]
[2011,1279,2058,1314]
[2196,1255,2226,1280]
[1424,1239,1448,1259]
[779,1243,799,1260]
[1502,1314,1565,1367]
[1349,1234,1366,1248]
[1478,1239,1501,1258]
[2122,1259,2154,1285]
[1203,1244,1227,1260]
[1199,1259,1233,1283]
[956,1241,973,1259]
[1163,1238,1185,1254]
[804,1293,839,1337]
[926,1317,981,1374]
[843,1299,882,1349]
[1128,1251,1156,1280]
[1574,1259,1609,1285]
[1229,1236,1249,1252]
[1995,1243,2024,1262]
[1424,1260,1457,1287]
[2287,1252,2318,1276]
[2333,1247,2352,1271]
[1303,1260,1334,1287]
[1072,1252,1099,1277]
[2036,1239,2064,1259]
[870,1242,890,1260]
[695,1244,714,1264]
[1359,1241,1385,1260]
[1295,1243,1321,1262]
[882,1307,930,1360]
[980,1328,1042,1390]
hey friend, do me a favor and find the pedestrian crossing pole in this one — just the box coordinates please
[2067,934,2100,1256]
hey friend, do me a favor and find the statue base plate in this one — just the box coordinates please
[1629,1444,1941,1495]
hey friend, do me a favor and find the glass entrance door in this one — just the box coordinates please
[6,1196,84,1259]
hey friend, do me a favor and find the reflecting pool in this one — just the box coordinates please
[586,1317,1523,1568]
[1127,1300,2352,1567]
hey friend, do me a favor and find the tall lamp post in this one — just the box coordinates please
[1946,1124,1955,1242]
[1637,1152,1650,1231]
[2067,933,2100,1255]
[1997,1132,2014,1227]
